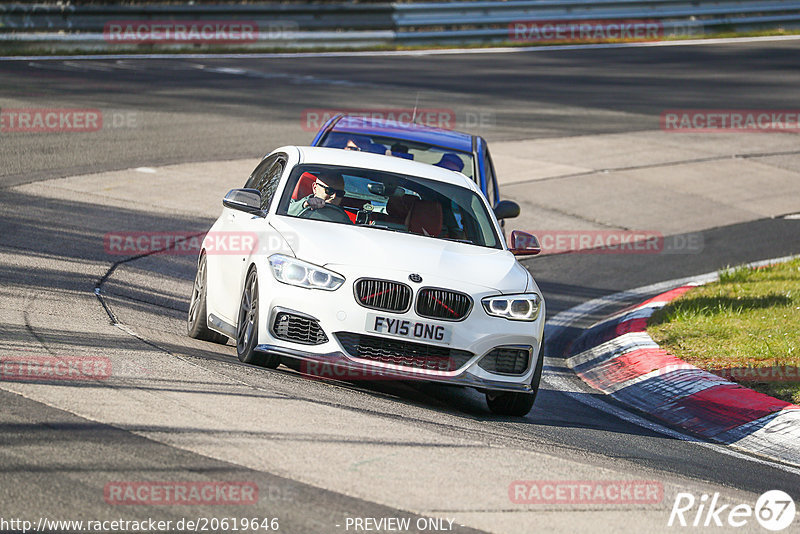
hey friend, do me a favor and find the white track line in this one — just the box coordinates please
[2,34,800,62]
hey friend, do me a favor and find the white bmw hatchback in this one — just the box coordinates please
[188,146,545,416]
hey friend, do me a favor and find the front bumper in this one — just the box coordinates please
[256,264,545,393]
[255,343,537,393]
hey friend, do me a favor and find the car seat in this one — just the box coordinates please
[292,172,317,200]
[406,200,443,237]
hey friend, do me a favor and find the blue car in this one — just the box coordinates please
[311,115,519,223]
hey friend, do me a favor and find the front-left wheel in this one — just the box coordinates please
[236,267,280,368]
[187,253,228,344]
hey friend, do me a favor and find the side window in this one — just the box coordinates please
[245,155,286,211]
[484,148,498,206]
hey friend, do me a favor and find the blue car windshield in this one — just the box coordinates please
[320,131,475,180]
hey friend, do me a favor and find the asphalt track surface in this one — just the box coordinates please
[1,40,800,532]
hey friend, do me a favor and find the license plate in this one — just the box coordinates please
[366,313,452,344]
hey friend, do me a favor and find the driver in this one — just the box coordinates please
[288,172,347,216]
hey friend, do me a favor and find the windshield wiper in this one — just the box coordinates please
[358,224,406,233]
[442,237,475,244]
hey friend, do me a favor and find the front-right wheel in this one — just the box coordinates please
[236,267,280,368]
[485,338,545,417]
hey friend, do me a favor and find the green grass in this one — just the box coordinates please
[648,258,800,404]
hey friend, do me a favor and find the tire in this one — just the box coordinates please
[187,253,228,344]
[486,390,536,417]
[236,267,280,368]
[485,336,545,417]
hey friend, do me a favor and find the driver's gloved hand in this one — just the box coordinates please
[306,197,325,210]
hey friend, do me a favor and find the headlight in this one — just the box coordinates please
[482,293,541,321]
[268,254,344,291]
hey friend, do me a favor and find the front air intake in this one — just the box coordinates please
[272,312,328,345]
[478,346,531,375]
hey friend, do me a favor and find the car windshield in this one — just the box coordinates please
[319,131,475,179]
[277,164,501,249]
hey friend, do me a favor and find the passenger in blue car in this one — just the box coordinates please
[344,139,362,151]
[338,135,392,156]
[340,135,370,151]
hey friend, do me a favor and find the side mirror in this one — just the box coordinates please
[493,200,520,220]
[508,230,541,256]
[223,188,264,216]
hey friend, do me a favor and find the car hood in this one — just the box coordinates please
[270,217,529,292]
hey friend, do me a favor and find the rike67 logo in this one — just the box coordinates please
[668,490,796,531]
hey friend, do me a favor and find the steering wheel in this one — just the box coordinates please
[297,204,353,224]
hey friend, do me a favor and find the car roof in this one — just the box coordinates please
[329,116,474,153]
[289,146,478,191]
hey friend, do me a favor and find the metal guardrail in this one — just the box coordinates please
[0,3,394,31]
[1,0,799,50]
[394,0,800,43]
[396,0,800,25]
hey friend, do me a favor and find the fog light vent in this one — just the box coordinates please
[478,346,530,375]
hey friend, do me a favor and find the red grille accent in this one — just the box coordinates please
[354,279,412,313]
[415,288,472,321]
